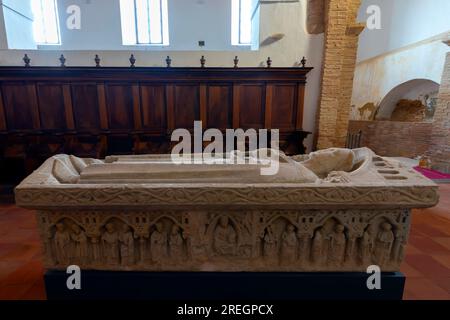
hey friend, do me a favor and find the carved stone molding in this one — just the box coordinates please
[16,185,438,209]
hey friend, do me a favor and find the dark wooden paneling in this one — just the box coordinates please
[71,84,101,132]
[105,84,134,130]
[296,84,305,130]
[1,83,40,130]
[207,85,232,129]
[270,84,297,130]
[238,84,265,129]
[36,83,67,131]
[0,88,6,131]
[173,85,200,129]
[140,85,166,131]
[62,85,75,130]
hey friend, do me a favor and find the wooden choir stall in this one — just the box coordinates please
[0,59,312,191]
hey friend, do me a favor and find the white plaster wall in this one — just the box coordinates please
[0,0,324,152]
[357,0,450,61]
[351,38,449,119]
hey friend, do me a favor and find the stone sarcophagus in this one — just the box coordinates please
[15,148,438,272]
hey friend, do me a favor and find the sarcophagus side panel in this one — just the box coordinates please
[36,209,411,272]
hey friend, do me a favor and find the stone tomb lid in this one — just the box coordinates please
[14,148,438,209]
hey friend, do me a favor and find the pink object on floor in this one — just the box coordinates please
[414,166,450,180]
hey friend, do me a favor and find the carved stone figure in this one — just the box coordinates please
[119,225,135,265]
[392,229,405,262]
[54,223,71,265]
[42,229,55,265]
[301,148,355,178]
[90,236,101,261]
[70,224,88,264]
[281,224,298,263]
[298,233,311,261]
[150,222,167,262]
[345,234,357,262]
[213,217,237,256]
[262,226,278,259]
[101,223,119,265]
[169,225,184,259]
[374,222,394,265]
[360,229,373,263]
[329,224,346,265]
[311,228,324,263]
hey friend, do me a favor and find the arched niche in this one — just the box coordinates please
[377,79,439,120]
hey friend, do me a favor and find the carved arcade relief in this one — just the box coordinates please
[36,209,409,272]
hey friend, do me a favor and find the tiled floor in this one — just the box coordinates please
[0,185,449,300]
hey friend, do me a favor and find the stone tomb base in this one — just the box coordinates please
[44,271,405,300]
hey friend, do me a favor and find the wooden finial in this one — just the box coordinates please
[166,56,172,67]
[129,54,136,67]
[95,54,101,67]
[301,56,307,68]
[266,57,272,68]
[200,55,206,68]
[233,56,239,68]
[23,54,31,67]
[59,54,66,67]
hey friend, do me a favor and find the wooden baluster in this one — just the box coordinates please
[301,56,307,68]
[200,56,206,68]
[23,54,31,67]
[59,54,66,67]
[95,54,101,67]
[130,54,136,68]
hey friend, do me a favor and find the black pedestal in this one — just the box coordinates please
[45,271,405,300]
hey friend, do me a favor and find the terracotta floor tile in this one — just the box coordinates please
[404,254,450,278]
[3,260,44,286]
[0,244,40,262]
[404,278,450,300]
[0,284,33,300]
[433,237,450,251]
[411,224,450,237]
[404,243,423,255]
[20,280,46,300]
[432,277,450,293]
[400,262,424,278]
[432,255,450,269]
[408,236,450,255]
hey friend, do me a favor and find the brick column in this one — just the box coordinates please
[315,0,364,149]
[429,41,450,173]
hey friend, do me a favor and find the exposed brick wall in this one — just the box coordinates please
[348,120,432,158]
[429,50,450,173]
[316,0,364,149]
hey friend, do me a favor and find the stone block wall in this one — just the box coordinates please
[429,50,450,173]
[348,120,432,158]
